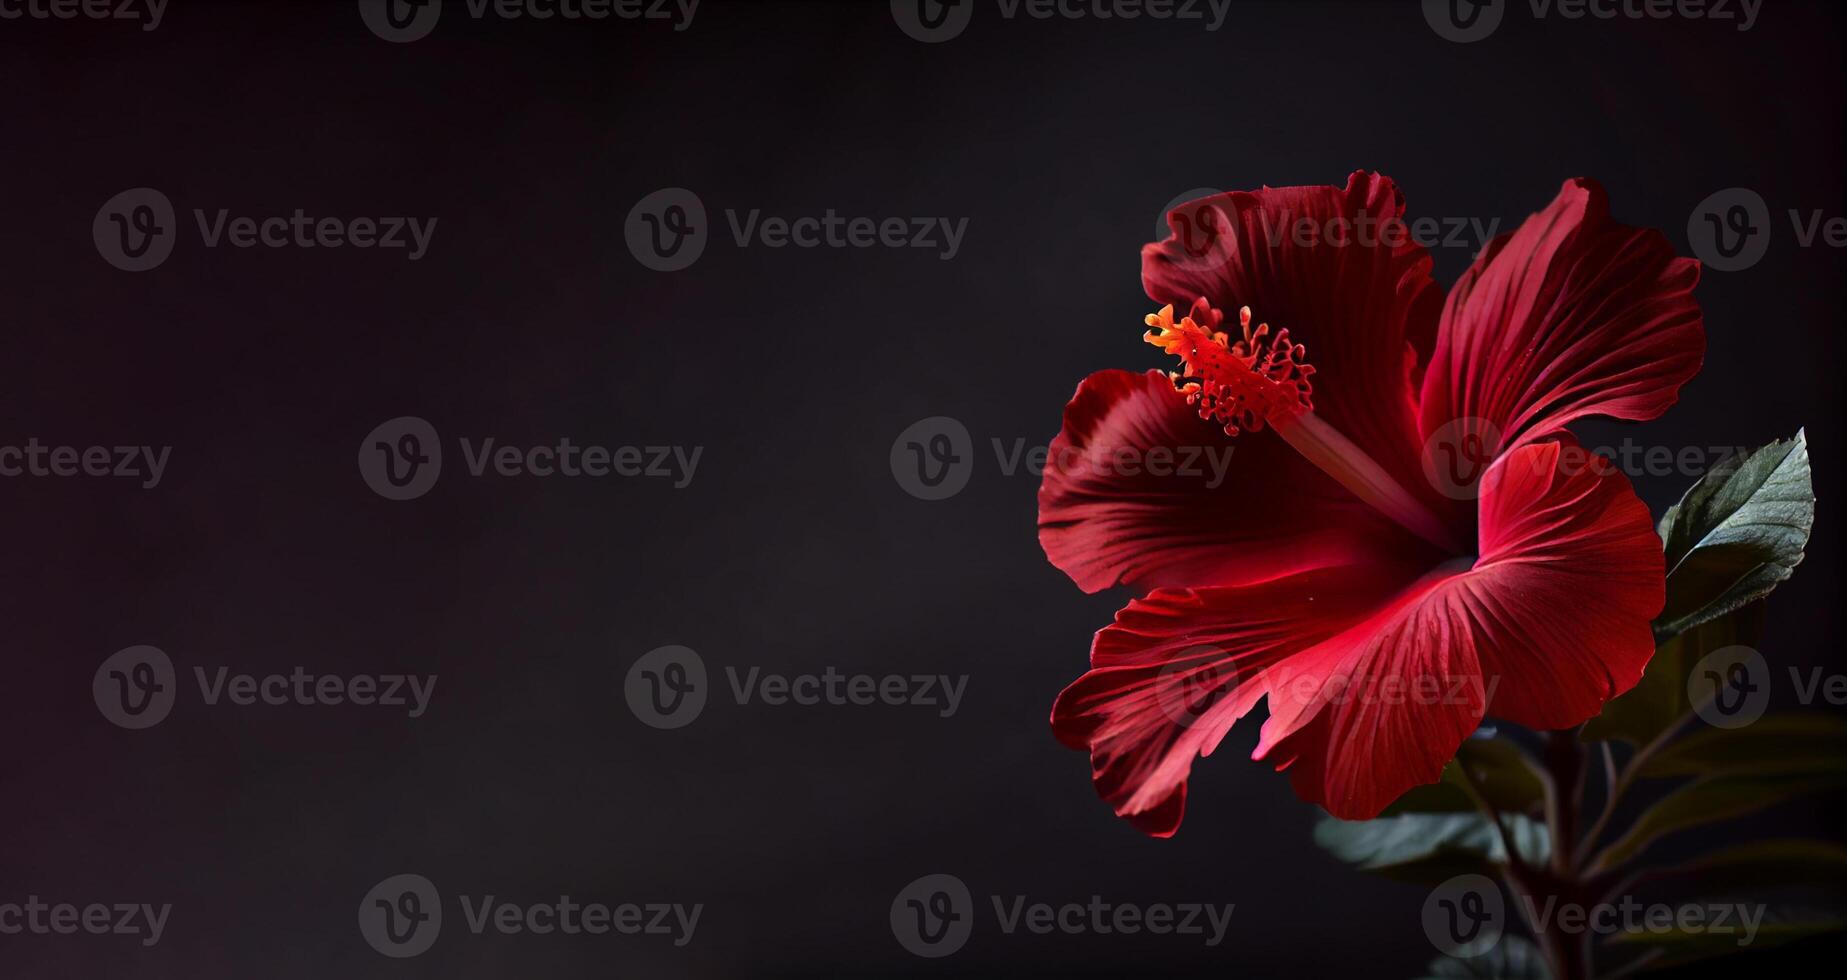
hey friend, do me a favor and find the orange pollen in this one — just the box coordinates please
[1143,299,1316,437]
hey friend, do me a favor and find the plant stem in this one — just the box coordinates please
[1577,710,1698,877]
[1458,738,1590,980]
[1540,729,1592,980]
[1454,757,1530,879]
[1546,728,1584,875]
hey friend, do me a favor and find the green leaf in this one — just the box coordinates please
[1385,738,1547,817]
[1602,907,1844,970]
[1637,713,1847,779]
[1456,738,1548,816]
[1583,603,1764,746]
[1381,766,1478,815]
[1672,839,1847,892]
[1590,772,1847,873]
[1421,936,1551,979]
[1314,812,1549,884]
[1655,431,1813,641]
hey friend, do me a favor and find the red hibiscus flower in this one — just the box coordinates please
[1041,173,1703,833]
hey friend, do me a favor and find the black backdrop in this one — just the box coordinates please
[2,1,1842,976]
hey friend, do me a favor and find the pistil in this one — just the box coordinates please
[1146,302,1461,554]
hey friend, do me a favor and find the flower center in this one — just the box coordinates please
[1145,300,1461,554]
[1143,300,1315,437]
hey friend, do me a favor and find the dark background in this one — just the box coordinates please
[2,0,1842,976]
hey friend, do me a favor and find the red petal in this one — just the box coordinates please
[1037,369,1420,593]
[1419,178,1705,462]
[1253,569,1491,820]
[1254,439,1664,819]
[1469,439,1665,728]
[1143,171,1443,509]
[1050,564,1414,835]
